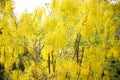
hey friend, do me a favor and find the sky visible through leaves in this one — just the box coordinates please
[13,0,51,18]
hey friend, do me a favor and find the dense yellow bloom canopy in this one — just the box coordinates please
[0,0,120,80]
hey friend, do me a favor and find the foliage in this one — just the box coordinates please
[0,0,120,80]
